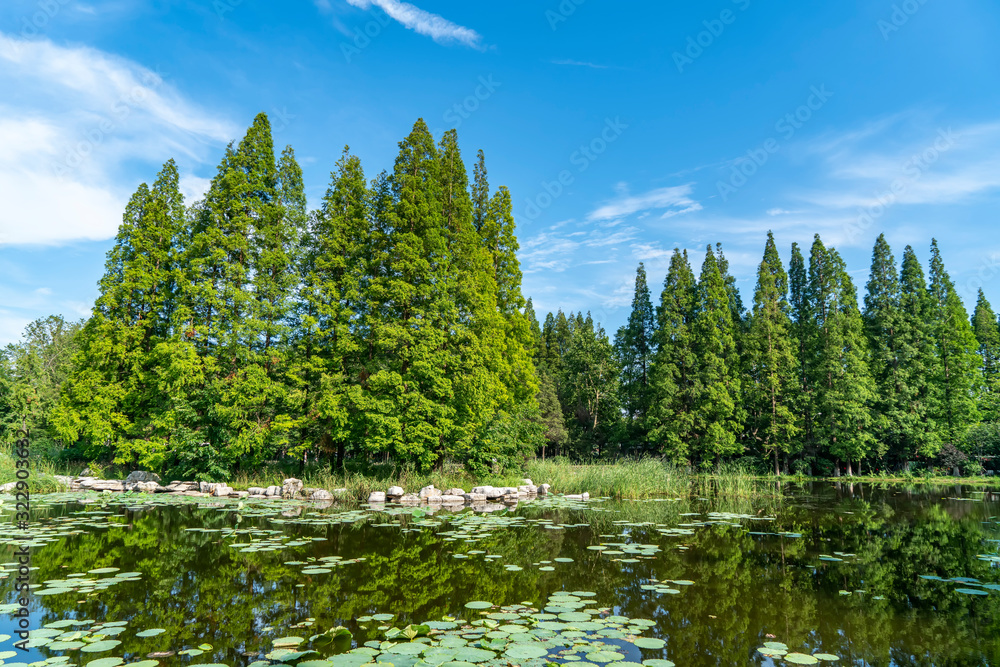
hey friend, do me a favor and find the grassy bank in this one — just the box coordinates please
[3,453,998,500]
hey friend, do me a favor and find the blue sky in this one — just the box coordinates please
[3,0,1000,344]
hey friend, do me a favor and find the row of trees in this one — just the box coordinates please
[533,232,999,474]
[4,113,999,476]
[2,115,541,478]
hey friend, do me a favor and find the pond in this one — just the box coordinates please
[1,483,999,667]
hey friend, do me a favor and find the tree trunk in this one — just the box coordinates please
[846,460,854,477]
[774,450,780,476]
[834,461,841,477]
[336,441,345,469]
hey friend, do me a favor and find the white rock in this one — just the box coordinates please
[199,481,216,494]
[309,489,334,500]
[125,471,162,485]
[212,485,232,497]
[464,493,487,502]
[233,491,250,498]
[368,491,387,503]
[400,493,421,504]
[538,483,551,495]
[471,485,495,496]
[265,485,282,497]
[518,485,537,494]
[426,495,443,503]
[387,486,405,497]
[419,485,442,499]
[440,495,465,504]
[522,478,534,486]
[247,487,266,496]
[136,481,162,494]
[444,487,465,496]
[282,478,304,498]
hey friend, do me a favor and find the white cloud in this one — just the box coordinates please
[344,0,483,49]
[587,184,702,222]
[551,59,609,69]
[0,33,235,246]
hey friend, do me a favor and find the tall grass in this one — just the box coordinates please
[525,458,782,501]
[0,451,71,492]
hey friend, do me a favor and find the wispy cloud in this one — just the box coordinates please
[587,184,702,222]
[344,0,484,49]
[0,32,235,246]
[551,59,610,69]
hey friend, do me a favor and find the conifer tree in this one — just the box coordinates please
[928,240,980,448]
[563,315,620,457]
[295,148,368,467]
[895,246,940,460]
[691,245,743,464]
[807,236,875,475]
[614,263,657,446]
[745,232,799,474]
[788,242,813,454]
[648,250,699,461]
[863,234,904,461]
[972,289,1000,421]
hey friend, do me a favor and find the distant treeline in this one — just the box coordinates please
[533,233,1000,475]
[2,114,999,478]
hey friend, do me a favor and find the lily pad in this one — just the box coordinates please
[464,601,493,610]
[136,630,166,638]
[784,654,819,665]
[633,638,666,650]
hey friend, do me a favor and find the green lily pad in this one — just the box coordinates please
[784,654,819,665]
[813,655,839,662]
[464,601,493,610]
[136,629,166,638]
[586,651,625,663]
[633,638,666,650]
[504,645,548,661]
[85,658,123,667]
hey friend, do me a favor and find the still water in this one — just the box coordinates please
[2,483,999,667]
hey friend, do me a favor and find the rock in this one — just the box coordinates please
[439,495,465,504]
[522,478,534,486]
[80,479,124,492]
[0,482,16,493]
[368,491,387,503]
[387,486,404,498]
[518,485,537,494]
[199,481,216,494]
[212,484,233,497]
[471,485,494,497]
[247,487,266,496]
[124,471,162,485]
[282,478,304,498]
[399,493,421,505]
[265,485,282,497]
[135,481,162,494]
[233,491,250,498]
[426,494,443,503]
[419,485,442,499]
[463,492,487,503]
[538,483,551,495]
[178,490,209,497]
[309,489,334,501]
[80,467,92,477]
[166,481,199,492]
[444,487,465,496]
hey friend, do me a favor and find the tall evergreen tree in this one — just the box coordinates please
[691,245,743,464]
[863,234,904,462]
[614,263,657,447]
[972,289,1000,421]
[648,250,699,462]
[928,239,980,448]
[788,242,813,456]
[806,236,875,475]
[745,232,799,474]
[563,315,620,458]
[894,246,940,461]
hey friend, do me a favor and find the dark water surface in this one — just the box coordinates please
[2,483,999,667]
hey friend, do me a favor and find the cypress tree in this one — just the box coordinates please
[691,245,743,464]
[807,236,875,475]
[895,246,940,461]
[928,239,980,448]
[863,234,903,463]
[972,289,1000,421]
[648,250,698,462]
[788,242,813,457]
[614,263,657,447]
[745,232,799,474]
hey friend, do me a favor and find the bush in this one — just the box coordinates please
[937,443,967,471]
[965,422,1000,457]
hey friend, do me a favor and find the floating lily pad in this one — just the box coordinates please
[784,654,819,665]
[464,601,493,610]
[633,638,666,650]
[86,658,123,667]
[136,629,166,638]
